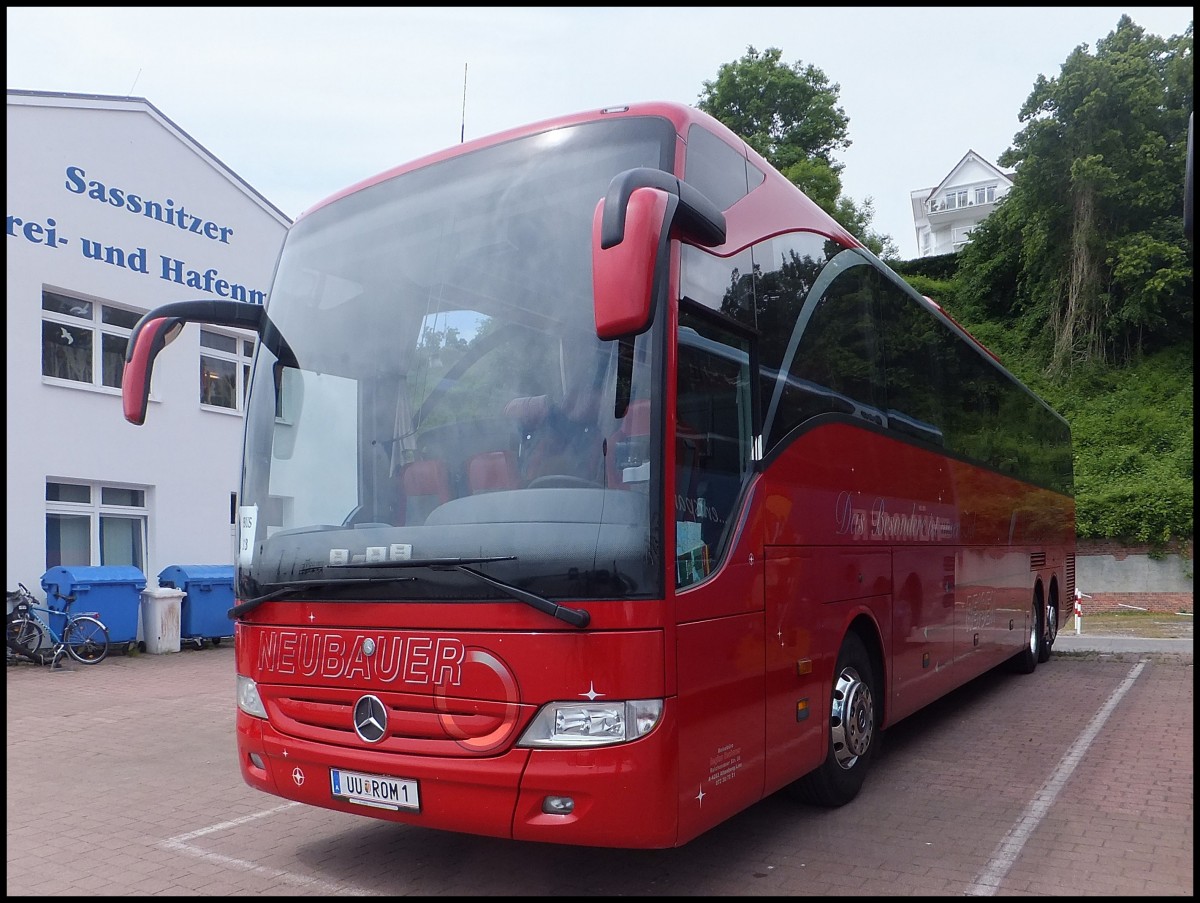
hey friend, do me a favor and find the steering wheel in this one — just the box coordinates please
[526,474,602,489]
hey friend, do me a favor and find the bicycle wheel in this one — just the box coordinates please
[8,615,45,656]
[65,616,109,664]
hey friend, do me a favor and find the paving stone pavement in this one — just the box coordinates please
[6,636,1192,896]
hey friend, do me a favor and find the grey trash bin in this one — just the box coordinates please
[140,586,184,654]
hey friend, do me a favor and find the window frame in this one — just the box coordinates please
[974,185,997,205]
[45,479,149,572]
[200,327,256,413]
[41,289,142,390]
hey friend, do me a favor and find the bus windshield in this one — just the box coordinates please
[238,116,676,604]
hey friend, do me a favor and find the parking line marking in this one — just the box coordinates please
[964,660,1148,896]
[161,803,377,896]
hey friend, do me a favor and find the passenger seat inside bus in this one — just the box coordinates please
[467,450,520,493]
[402,458,453,524]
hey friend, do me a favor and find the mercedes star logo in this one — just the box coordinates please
[353,694,388,743]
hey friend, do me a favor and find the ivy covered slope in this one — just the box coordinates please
[1060,346,1192,544]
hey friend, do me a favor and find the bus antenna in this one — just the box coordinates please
[460,63,468,144]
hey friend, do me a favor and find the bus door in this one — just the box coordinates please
[671,305,766,839]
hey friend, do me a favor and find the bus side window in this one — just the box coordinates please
[775,258,883,442]
[675,308,754,588]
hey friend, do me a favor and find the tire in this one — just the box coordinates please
[8,615,45,656]
[793,632,879,807]
[65,616,110,664]
[1009,596,1042,674]
[1037,596,1058,664]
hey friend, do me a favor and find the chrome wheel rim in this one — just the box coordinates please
[830,665,874,769]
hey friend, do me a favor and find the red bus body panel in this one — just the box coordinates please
[236,621,689,847]
[230,101,1074,849]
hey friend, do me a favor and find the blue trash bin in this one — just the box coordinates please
[158,565,235,647]
[40,565,146,652]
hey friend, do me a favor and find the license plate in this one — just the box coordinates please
[330,768,420,811]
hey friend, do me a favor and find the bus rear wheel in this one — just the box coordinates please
[793,632,878,808]
[1009,596,1043,674]
[1037,596,1058,664]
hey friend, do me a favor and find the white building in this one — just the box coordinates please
[910,150,1014,258]
[6,90,289,594]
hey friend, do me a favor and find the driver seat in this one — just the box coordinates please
[504,394,602,486]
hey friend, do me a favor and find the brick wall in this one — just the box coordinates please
[1076,539,1194,559]
[1075,591,1192,615]
[1075,539,1193,614]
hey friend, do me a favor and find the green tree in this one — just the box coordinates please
[956,15,1193,374]
[697,46,897,258]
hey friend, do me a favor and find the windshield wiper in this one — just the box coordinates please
[452,565,590,628]
[229,574,418,618]
[343,556,590,628]
[231,556,591,628]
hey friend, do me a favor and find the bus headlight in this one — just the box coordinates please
[517,699,663,748]
[236,674,268,719]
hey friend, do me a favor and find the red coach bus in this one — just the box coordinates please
[122,101,1074,849]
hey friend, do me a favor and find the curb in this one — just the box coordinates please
[1053,634,1192,659]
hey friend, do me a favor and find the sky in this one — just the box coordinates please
[7,7,1194,259]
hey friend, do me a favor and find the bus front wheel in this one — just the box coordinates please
[793,632,878,808]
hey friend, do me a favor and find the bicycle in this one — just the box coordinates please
[6,582,110,666]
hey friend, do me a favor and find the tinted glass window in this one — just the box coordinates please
[877,280,945,444]
[764,250,884,448]
[684,125,764,211]
[680,243,756,318]
[676,307,754,587]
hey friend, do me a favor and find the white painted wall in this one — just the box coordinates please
[6,91,288,596]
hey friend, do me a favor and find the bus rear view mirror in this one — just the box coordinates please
[122,316,183,426]
[592,168,726,340]
[592,188,670,339]
[122,299,269,425]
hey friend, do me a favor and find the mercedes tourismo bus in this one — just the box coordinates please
[122,101,1075,849]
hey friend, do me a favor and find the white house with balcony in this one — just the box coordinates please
[910,150,1014,258]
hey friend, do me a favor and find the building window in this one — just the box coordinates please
[974,185,997,205]
[45,480,148,571]
[200,329,255,411]
[41,290,142,388]
[942,190,968,211]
